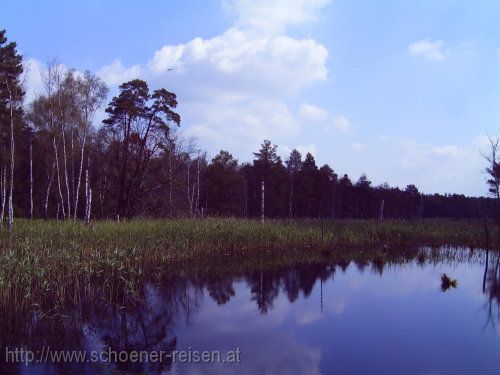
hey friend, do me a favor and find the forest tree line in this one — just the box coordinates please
[1,29,499,226]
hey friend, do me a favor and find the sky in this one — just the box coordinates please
[2,0,500,197]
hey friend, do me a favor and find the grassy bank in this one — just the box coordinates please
[0,218,496,313]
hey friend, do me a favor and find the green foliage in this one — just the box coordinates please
[102,79,181,218]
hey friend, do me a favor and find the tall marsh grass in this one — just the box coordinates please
[0,218,496,314]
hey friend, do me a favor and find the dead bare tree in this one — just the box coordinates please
[482,135,500,220]
[483,135,500,198]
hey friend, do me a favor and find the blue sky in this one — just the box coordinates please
[2,0,500,196]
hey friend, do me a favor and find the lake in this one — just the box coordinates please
[1,247,499,374]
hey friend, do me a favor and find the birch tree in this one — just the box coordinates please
[484,136,500,199]
[73,71,107,219]
[0,30,24,231]
[55,70,73,218]
[42,61,66,218]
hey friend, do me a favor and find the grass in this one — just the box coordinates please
[0,218,496,315]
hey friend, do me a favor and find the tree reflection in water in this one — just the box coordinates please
[1,248,499,374]
[246,263,337,314]
[483,250,500,333]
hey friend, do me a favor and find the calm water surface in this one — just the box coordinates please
[1,248,499,374]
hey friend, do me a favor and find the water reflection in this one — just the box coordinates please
[245,263,337,314]
[441,273,458,292]
[483,250,500,334]
[1,248,500,374]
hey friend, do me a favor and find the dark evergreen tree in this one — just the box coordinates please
[102,80,180,218]
[204,150,244,216]
[285,149,302,218]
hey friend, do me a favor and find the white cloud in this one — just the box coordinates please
[184,99,300,156]
[281,144,318,158]
[325,135,492,196]
[330,115,351,132]
[295,309,322,325]
[396,141,468,170]
[148,28,328,97]
[23,58,45,103]
[299,103,328,122]
[300,104,351,134]
[97,59,142,86]
[137,1,330,156]
[223,0,333,33]
[375,136,489,195]
[351,142,367,152]
[297,144,318,157]
[23,59,82,103]
[408,39,446,61]
[24,0,333,161]
[330,298,347,315]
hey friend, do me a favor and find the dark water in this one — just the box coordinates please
[1,248,500,374]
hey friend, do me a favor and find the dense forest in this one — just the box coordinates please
[1,29,499,225]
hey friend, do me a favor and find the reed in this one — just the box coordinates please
[0,218,496,314]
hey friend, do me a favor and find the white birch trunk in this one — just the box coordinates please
[57,81,72,219]
[261,180,265,224]
[169,150,173,216]
[61,126,71,218]
[84,168,89,222]
[70,128,75,215]
[196,156,200,216]
[7,85,15,232]
[87,188,92,223]
[44,162,55,219]
[187,164,193,216]
[29,138,33,220]
[53,137,66,218]
[84,165,92,224]
[74,130,86,219]
[0,166,5,226]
